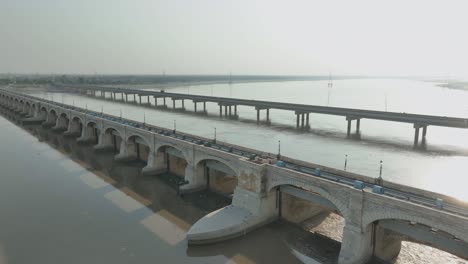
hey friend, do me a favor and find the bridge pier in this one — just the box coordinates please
[63,119,82,137]
[93,130,114,152]
[346,117,361,138]
[373,225,402,262]
[413,124,428,148]
[339,223,374,264]
[255,107,269,124]
[142,150,166,175]
[114,139,138,162]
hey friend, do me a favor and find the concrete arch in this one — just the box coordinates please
[125,129,153,146]
[85,120,99,128]
[127,133,151,148]
[71,115,84,124]
[194,156,239,177]
[155,143,189,163]
[363,212,468,244]
[104,126,123,138]
[268,180,351,220]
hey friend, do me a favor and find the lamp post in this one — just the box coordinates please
[378,160,383,185]
[277,140,281,160]
[214,127,217,143]
[344,155,348,171]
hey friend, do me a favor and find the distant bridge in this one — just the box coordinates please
[54,84,468,148]
[2,88,468,264]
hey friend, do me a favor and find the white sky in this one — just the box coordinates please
[1,0,468,77]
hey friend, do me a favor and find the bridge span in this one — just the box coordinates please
[1,89,468,264]
[54,84,468,148]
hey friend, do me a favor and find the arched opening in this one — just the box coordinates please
[101,127,122,152]
[368,219,468,262]
[54,113,69,131]
[39,107,48,120]
[269,184,346,261]
[159,146,186,176]
[126,135,150,163]
[195,159,238,198]
[30,103,36,116]
[85,121,100,144]
[46,109,58,126]
[68,117,83,137]
[24,102,31,115]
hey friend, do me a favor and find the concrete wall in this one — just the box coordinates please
[280,192,326,224]
[208,169,237,195]
[168,155,187,177]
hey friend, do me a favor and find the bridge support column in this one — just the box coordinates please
[172,99,176,109]
[224,105,228,117]
[256,109,260,124]
[266,108,270,124]
[139,95,142,104]
[234,105,237,117]
[114,139,138,162]
[422,125,427,145]
[301,113,305,128]
[229,105,232,117]
[306,113,310,128]
[163,97,166,107]
[64,120,81,137]
[219,105,222,117]
[356,118,361,134]
[154,96,158,107]
[203,102,207,113]
[77,125,91,143]
[52,116,68,131]
[142,150,166,175]
[296,113,299,128]
[182,99,185,110]
[414,126,420,148]
[133,94,136,102]
[180,163,206,192]
[373,225,402,262]
[125,94,128,102]
[93,131,113,152]
[194,102,197,112]
[339,223,373,264]
[347,120,352,137]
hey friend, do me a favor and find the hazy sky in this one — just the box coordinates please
[1,0,468,77]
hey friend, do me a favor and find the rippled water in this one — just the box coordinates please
[29,78,468,201]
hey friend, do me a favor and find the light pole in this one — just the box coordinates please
[277,140,281,160]
[344,155,348,171]
[214,127,217,143]
[378,160,383,185]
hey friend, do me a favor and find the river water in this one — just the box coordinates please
[1,106,467,264]
[2,78,468,263]
[30,78,468,201]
